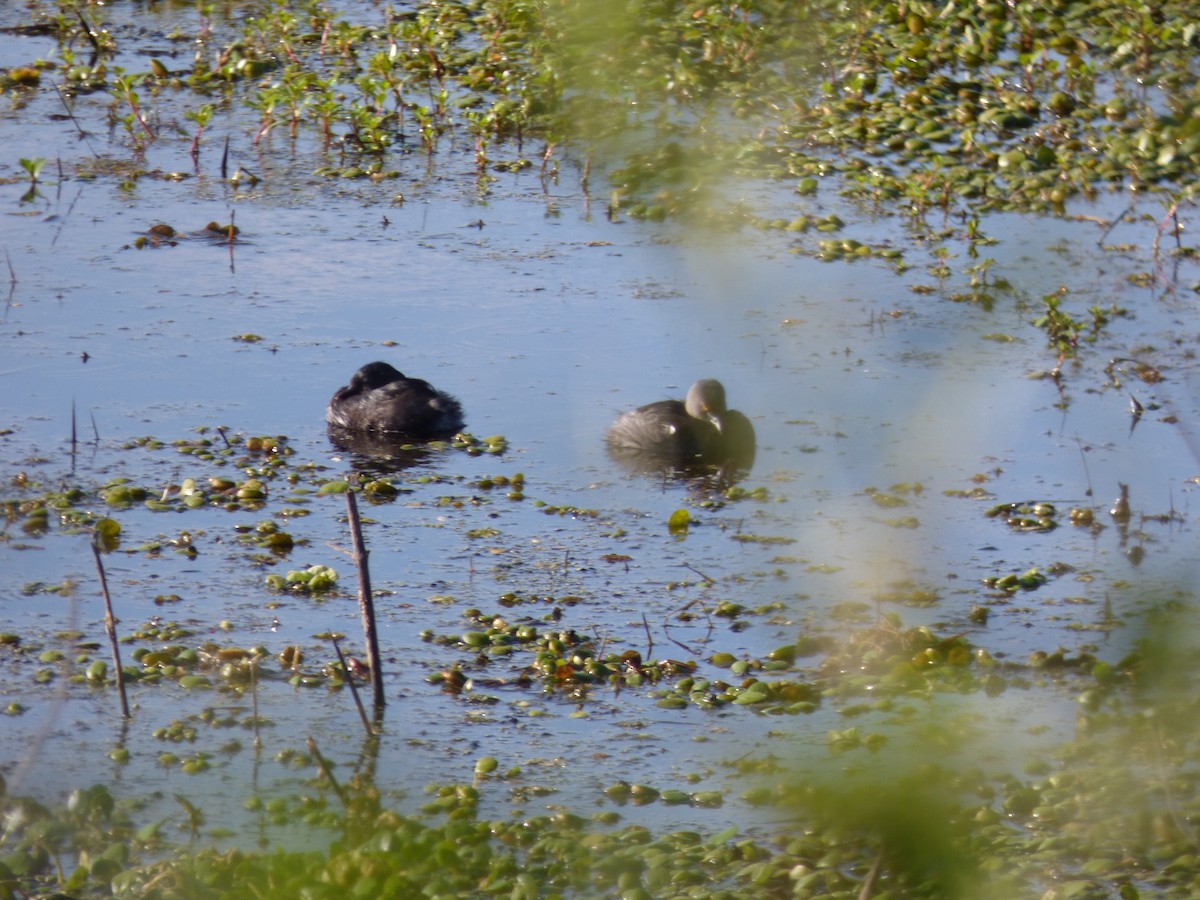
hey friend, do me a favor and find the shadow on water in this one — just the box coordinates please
[326,424,442,475]
[605,442,755,493]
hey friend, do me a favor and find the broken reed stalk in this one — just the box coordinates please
[331,635,373,736]
[91,541,130,718]
[345,488,385,714]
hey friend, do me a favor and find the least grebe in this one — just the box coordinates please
[606,379,755,469]
[327,361,465,437]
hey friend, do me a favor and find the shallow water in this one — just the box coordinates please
[3,0,1200,853]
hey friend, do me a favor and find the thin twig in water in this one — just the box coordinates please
[306,736,348,808]
[77,11,102,57]
[641,613,654,658]
[91,540,131,718]
[1150,198,1185,295]
[52,184,86,248]
[1156,199,1183,253]
[661,630,698,656]
[682,562,716,586]
[227,209,236,274]
[592,626,610,660]
[220,135,229,179]
[346,489,386,715]
[1073,434,1096,515]
[250,656,261,750]
[857,852,884,900]
[660,601,704,655]
[1096,207,1128,247]
[54,86,98,157]
[332,635,374,736]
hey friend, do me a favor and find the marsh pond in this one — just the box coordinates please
[3,1,1200,897]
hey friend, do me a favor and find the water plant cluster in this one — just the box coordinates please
[4,613,1198,898]
[5,1,1197,225]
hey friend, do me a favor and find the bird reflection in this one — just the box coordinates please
[326,424,440,475]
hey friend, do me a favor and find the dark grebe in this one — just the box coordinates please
[327,361,464,437]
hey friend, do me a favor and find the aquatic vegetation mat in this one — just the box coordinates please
[4,419,1200,896]
[7,1,1198,227]
[4,0,1197,372]
[3,614,1200,899]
